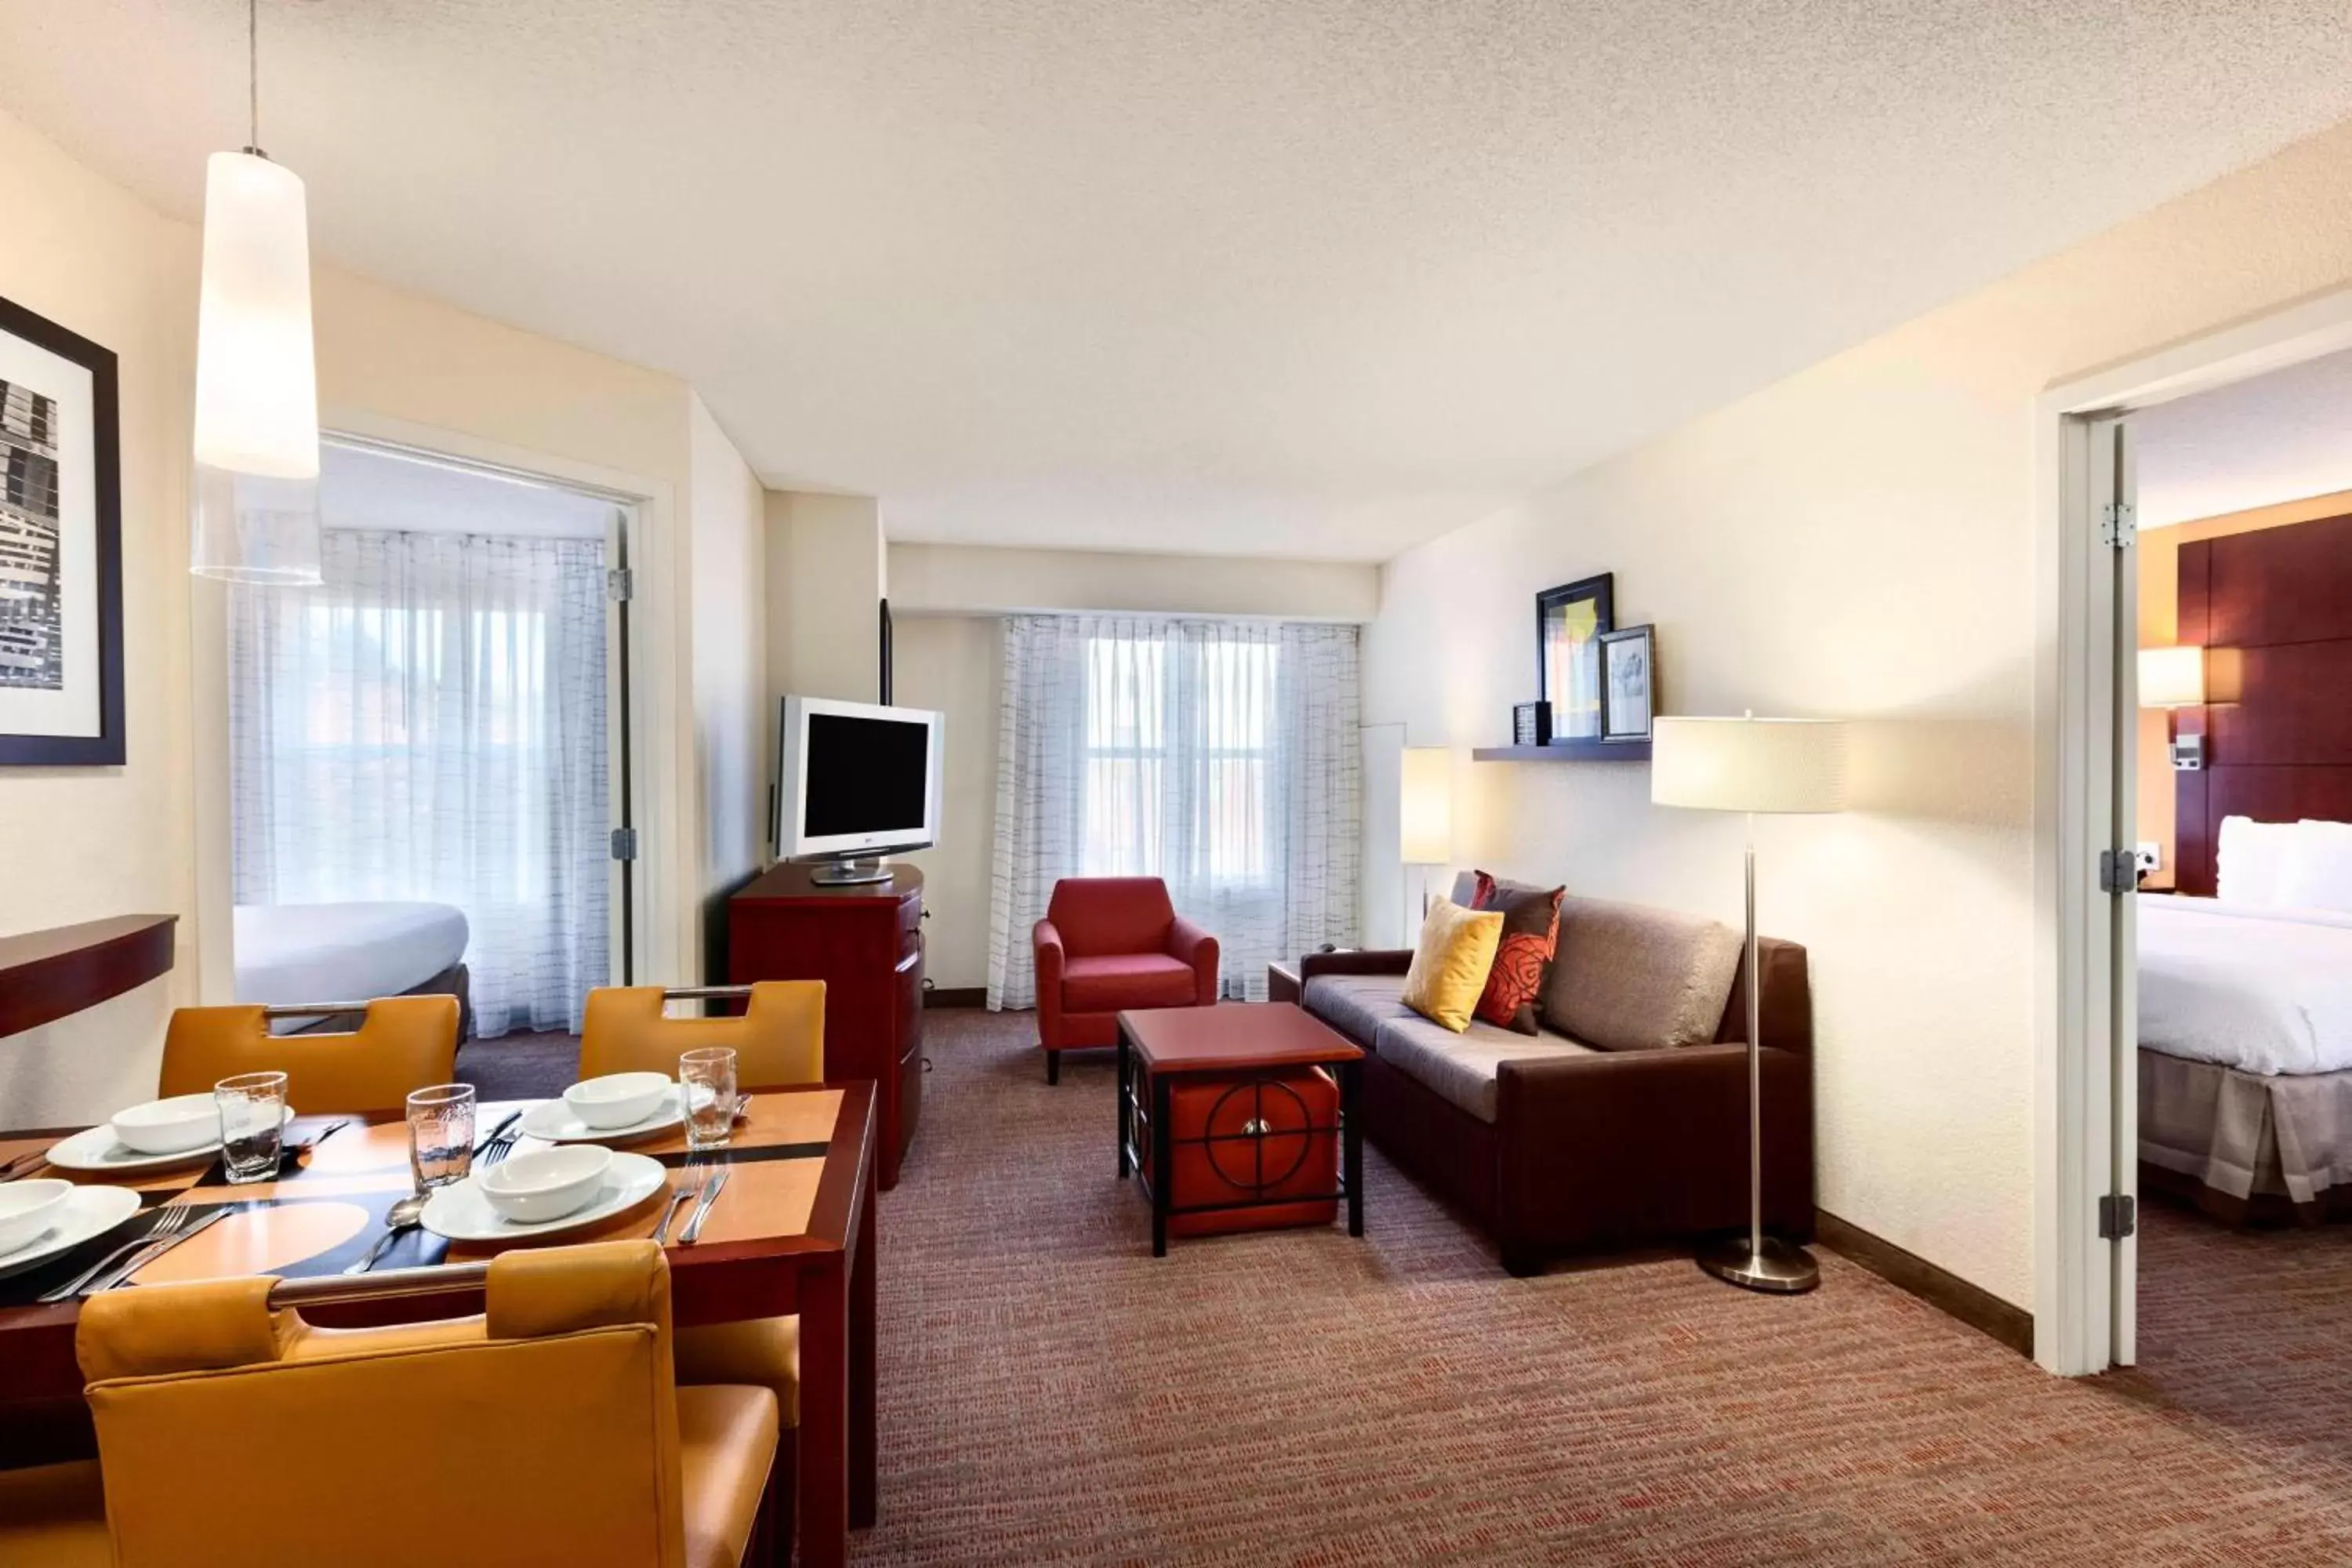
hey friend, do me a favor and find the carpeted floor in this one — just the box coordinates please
[452,1011,2352,1563]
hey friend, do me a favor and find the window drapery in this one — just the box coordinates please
[986,614,1360,1008]
[228,528,612,1036]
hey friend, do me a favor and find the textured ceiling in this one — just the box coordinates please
[2136,347,2352,528]
[7,2,2352,560]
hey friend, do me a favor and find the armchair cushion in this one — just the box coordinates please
[1062,953,1199,1012]
[1044,877,1177,957]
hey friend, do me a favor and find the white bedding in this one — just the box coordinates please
[2138,895,2352,1075]
[234,902,470,1007]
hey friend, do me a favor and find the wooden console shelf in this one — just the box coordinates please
[0,914,177,1040]
[1471,740,1652,763]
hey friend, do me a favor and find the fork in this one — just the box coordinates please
[651,1155,705,1246]
[477,1133,520,1168]
[38,1207,199,1304]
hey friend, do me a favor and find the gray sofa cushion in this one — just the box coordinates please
[1543,896,1740,1052]
[1372,1013,1596,1123]
[1301,973,1414,1048]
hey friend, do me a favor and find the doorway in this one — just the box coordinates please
[223,437,638,1043]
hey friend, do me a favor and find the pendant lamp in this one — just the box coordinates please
[191,0,321,584]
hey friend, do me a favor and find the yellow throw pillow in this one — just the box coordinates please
[1399,897,1506,1033]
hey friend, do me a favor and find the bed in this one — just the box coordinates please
[234,902,474,1040]
[2138,891,2352,1223]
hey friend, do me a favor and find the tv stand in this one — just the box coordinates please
[808,855,893,886]
[730,862,925,1188]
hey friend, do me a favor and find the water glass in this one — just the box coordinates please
[680,1048,738,1152]
[215,1071,289,1185]
[406,1083,477,1191]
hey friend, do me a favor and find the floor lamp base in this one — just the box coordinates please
[1697,1234,1820,1294]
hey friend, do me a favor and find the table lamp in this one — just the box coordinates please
[1651,712,1847,1294]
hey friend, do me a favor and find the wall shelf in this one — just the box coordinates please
[1471,740,1652,763]
[0,914,177,1040]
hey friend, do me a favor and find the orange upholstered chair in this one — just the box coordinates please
[76,1240,780,1568]
[157,996,461,1116]
[580,980,822,1547]
[0,1461,107,1567]
[1032,877,1219,1083]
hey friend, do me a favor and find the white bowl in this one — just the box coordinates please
[110,1094,223,1156]
[0,1179,72,1256]
[478,1145,612,1224]
[562,1072,671,1131]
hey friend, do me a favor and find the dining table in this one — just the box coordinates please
[0,1079,879,1568]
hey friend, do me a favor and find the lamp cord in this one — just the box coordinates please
[248,0,260,153]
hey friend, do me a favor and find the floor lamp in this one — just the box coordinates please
[1651,713,1848,1294]
[1399,746,1452,937]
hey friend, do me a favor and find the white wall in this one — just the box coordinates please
[889,542,1378,621]
[1365,114,2352,1311]
[889,615,1003,990]
[689,395,770,973]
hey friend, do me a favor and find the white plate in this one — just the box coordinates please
[419,1151,667,1243]
[44,1105,298,1174]
[517,1087,683,1144]
[0,1186,143,1279]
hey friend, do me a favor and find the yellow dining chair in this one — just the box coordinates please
[0,1461,109,1567]
[579,980,822,1546]
[157,995,460,1116]
[77,1240,779,1568]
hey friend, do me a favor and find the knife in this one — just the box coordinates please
[678,1169,728,1245]
[0,1149,46,1182]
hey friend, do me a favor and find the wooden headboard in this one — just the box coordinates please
[2175,510,2352,896]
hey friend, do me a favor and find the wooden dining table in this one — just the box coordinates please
[0,1080,879,1568]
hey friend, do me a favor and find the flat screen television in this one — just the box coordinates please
[773,695,944,883]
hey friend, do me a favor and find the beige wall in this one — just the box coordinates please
[2133,488,2352,887]
[689,396,771,967]
[0,107,768,1120]
[889,615,1004,990]
[889,541,1378,621]
[1365,115,2352,1311]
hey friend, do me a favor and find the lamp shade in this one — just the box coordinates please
[2138,645,2205,710]
[1399,746,1452,864]
[193,151,319,481]
[1651,716,1848,815]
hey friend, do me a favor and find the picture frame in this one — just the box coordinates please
[1599,623,1654,743]
[1535,572,1613,742]
[0,296,123,767]
[1512,700,1552,748]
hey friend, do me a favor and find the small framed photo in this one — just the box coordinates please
[1599,624,1653,743]
[1512,701,1552,747]
[1535,572,1613,742]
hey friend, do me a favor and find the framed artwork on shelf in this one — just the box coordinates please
[0,296,122,767]
[1599,624,1654,742]
[1535,572,1613,742]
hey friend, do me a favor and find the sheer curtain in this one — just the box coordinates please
[987,615,1360,1008]
[228,528,611,1036]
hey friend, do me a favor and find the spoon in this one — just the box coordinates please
[344,1192,428,1275]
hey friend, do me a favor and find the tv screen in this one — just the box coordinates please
[802,713,931,838]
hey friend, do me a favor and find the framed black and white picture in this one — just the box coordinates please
[0,296,122,767]
[1535,572,1613,742]
[1599,623,1653,742]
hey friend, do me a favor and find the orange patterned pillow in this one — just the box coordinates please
[1471,874,1564,1034]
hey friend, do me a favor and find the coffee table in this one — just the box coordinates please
[1116,1004,1366,1256]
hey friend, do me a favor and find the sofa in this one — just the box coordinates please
[1033,877,1219,1084]
[1300,874,1812,1274]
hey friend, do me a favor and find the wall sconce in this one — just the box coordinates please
[2139,645,2205,771]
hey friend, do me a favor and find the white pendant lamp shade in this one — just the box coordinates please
[1651,716,1849,815]
[1399,746,1453,863]
[194,151,318,479]
[191,149,322,584]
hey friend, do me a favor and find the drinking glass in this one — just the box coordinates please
[680,1048,738,1152]
[215,1071,289,1185]
[406,1083,477,1191]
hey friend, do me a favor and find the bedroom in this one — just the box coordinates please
[2124,345,2352,1446]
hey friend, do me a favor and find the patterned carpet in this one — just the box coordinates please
[452,1012,2352,1563]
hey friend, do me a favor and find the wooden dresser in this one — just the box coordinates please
[728,862,924,1189]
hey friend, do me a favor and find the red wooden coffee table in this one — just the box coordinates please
[1116,1004,1365,1255]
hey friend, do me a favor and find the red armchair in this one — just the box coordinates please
[1032,877,1219,1083]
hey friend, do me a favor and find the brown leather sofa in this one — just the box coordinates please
[1300,877,1813,1274]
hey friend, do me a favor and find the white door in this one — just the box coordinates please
[2095,416,2141,1367]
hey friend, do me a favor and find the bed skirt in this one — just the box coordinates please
[2140,1048,2352,1225]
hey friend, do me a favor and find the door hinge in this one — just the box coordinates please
[2098,848,2136,895]
[2098,1192,2137,1240]
[609,826,639,862]
[2100,502,2136,549]
[606,567,634,602]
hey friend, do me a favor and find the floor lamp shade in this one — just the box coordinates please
[1399,747,1452,866]
[1651,716,1848,815]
